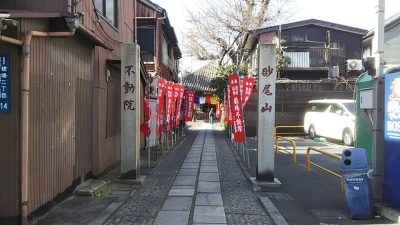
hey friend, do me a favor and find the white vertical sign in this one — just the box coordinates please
[256,44,276,181]
[148,98,158,147]
[121,43,141,179]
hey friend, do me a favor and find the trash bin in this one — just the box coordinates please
[340,148,374,219]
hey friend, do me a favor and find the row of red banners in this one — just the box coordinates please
[155,78,186,138]
[145,74,254,142]
[225,73,255,142]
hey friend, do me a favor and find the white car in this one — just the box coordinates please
[304,99,356,146]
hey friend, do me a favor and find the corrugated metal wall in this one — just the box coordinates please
[17,19,94,213]
[0,39,21,217]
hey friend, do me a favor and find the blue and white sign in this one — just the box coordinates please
[385,72,400,141]
[0,54,10,113]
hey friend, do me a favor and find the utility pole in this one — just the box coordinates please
[372,0,385,201]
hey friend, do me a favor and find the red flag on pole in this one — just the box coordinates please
[229,73,245,142]
[216,101,221,119]
[241,77,255,108]
[175,84,185,127]
[166,81,174,132]
[140,97,152,136]
[185,91,195,121]
[226,86,234,125]
[156,78,166,137]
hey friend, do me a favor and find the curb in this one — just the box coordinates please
[375,203,400,223]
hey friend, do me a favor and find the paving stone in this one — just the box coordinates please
[193,206,227,224]
[202,156,217,161]
[184,158,200,163]
[187,153,201,158]
[195,193,223,206]
[168,188,195,197]
[181,162,199,169]
[201,160,218,166]
[178,168,198,176]
[161,197,193,211]
[153,211,190,225]
[171,185,195,189]
[202,152,216,156]
[200,165,218,173]
[199,173,220,182]
[197,181,221,193]
[174,176,197,186]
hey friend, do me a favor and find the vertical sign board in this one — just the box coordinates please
[0,54,10,113]
[121,44,141,179]
[148,98,158,147]
[256,44,276,182]
[384,72,400,207]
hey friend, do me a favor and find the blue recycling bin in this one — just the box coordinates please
[340,148,374,219]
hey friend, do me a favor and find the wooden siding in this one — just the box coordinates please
[0,38,21,217]
[16,19,95,214]
[15,0,67,13]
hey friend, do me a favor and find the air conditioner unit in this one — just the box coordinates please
[347,59,363,71]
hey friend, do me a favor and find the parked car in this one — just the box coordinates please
[304,99,356,146]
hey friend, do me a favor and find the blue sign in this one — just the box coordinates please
[0,54,10,113]
[384,71,400,208]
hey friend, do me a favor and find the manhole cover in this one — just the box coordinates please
[262,192,294,201]
[310,209,347,220]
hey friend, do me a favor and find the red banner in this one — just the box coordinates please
[140,97,152,136]
[229,73,245,142]
[242,77,255,108]
[185,91,195,121]
[156,78,166,137]
[226,86,234,125]
[216,101,221,119]
[175,84,185,126]
[166,81,174,131]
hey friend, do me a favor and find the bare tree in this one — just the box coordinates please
[184,0,289,66]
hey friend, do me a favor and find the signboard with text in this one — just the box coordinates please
[0,54,10,113]
[256,44,276,181]
[120,44,140,179]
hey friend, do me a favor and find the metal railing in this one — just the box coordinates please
[275,136,297,163]
[274,125,304,140]
[306,147,344,192]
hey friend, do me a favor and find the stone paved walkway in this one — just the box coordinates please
[153,123,227,225]
[105,123,273,225]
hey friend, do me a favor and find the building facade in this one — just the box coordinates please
[0,0,169,223]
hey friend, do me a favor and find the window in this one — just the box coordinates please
[95,0,117,27]
[137,27,155,62]
[162,37,169,66]
[308,103,329,112]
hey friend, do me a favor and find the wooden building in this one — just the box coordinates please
[241,19,367,132]
[0,0,157,223]
[252,19,367,79]
[137,0,182,82]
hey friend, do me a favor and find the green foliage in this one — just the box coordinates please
[276,49,291,72]
[210,65,249,103]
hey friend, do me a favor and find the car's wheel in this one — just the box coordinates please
[308,125,316,140]
[343,128,354,146]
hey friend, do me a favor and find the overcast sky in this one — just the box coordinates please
[151,0,400,72]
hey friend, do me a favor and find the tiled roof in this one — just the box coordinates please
[181,61,219,92]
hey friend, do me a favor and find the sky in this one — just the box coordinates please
[151,0,400,73]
